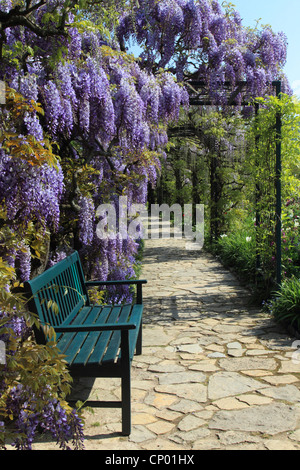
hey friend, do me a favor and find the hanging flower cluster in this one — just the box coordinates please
[117,0,290,100]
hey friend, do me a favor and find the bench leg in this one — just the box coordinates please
[136,320,142,356]
[121,329,131,436]
[121,369,131,436]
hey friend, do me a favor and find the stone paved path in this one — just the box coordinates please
[34,231,300,450]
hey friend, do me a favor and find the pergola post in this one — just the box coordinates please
[273,80,282,286]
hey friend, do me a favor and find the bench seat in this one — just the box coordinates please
[55,303,143,372]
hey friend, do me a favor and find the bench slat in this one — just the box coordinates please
[102,304,133,365]
[57,306,93,355]
[72,306,113,366]
[86,306,122,366]
[63,306,103,364]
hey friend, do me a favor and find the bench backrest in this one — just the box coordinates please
[24,252,88,340]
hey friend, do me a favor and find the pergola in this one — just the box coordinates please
[184,79,283,286]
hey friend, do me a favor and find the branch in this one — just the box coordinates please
[0,1,44,21]
[0,2,70,38]
[1,15,67,37]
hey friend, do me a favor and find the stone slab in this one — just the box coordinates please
[209,403,300,435]
[208,372,267,400]
[219,357,278,371]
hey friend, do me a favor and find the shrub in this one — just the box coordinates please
[269,277,300,330]
[282,198,300,279]
[212,227,257,282]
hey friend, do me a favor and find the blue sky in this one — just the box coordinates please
[231,0,300,96]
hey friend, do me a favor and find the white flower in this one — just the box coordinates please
[220,234,227,238]
[246,237,252,242]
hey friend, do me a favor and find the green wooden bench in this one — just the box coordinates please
[24,251,147,436]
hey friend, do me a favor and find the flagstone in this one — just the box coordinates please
[156,383,207,402]
[132,380,156,391]
[278,361,300,374]
[147,363,185,373]
[194,410,214,420]
[208,371,267,400]
[264,439,299,450]
[168,399,204,414]
[209,403,300,435]
[158,371,206,385]
[246,349,275,356]
[216,431,262,446]
[213,397,249,410]
[205,343,225,352]
[246,343,266,350]
[132,413,158,425]
[134,355,161,365]
[173,427,211,443]
[260,385,300,403]
[219,356,277,371]
[241,370,274,377]
[188,361,220,372]
[131,389,148,401]
[133,403,157,414]
[192,439,221,450]
[227,342,243,349]
[144,392,179,409]
[178,352,207,361]
[177,414,206,431]
[227,349,245,357]
[155,409,183,422]
[198,335,222,346]
[147,421,175,435]
[170,336,198,345]
[261,374,299,385]
[201,318,220,326]
[129,425,156,444]
[288,429,300,442]
[143,328,174,347]
[207,352,226,358]
[141,438,186,450]
[236,394,273,406]
[239,337,258,344]
[176,343,204,354]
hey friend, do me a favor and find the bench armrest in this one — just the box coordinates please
[85,279,147,304]
[54,323,137,333]
[85,280,147,286]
